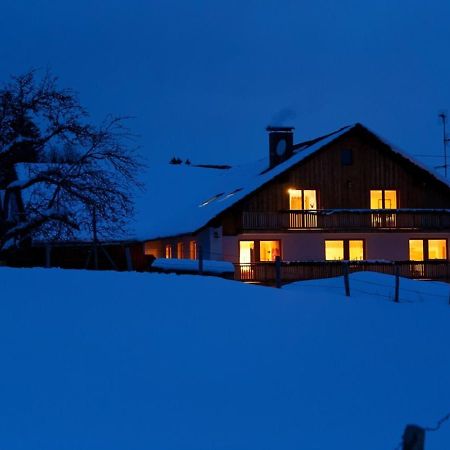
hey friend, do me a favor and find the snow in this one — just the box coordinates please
[0,267,449,450]
[12,123,450,243]
[129,125,351,241]
[152,257,234,273]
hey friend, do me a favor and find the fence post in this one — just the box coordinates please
[395,265,400,303]
[402,424,425,450]
[198,245,204,275]
[45,245,52,268]
[343,262,350,297]
[275,256,282,288]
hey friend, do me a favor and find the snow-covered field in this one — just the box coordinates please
[0,268,449,450]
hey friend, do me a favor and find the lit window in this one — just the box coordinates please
[189,241,197,260]
[349,240,364,260]
[144,242,160,257]
[370,190,397,227]
[409,240,424,261]
[325,241,344,260]
[289,189,317,210]
[177,242,184,259]
[259,241,281,262]
[370,190,397,209]
[384,191,397,209]
[428,240,447,259]
[165,244,172,259]
[239,241,254,264]
[325,240,364,260]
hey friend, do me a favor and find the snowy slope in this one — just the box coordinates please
[0,268,449,450]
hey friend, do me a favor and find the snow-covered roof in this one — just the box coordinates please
[130,125,352,240]
[12,123,450,243]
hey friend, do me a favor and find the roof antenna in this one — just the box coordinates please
[437,111,449,178]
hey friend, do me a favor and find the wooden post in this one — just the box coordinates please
[343,262,350,297]
[125,246,133,271]
[198,245,203,274]
[402,424,425,450]
[395,265,400,303]
[45,245,52,268]
[275,256,282,288]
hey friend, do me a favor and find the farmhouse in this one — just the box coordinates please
[5,123,450,282]
[134,123,450,281]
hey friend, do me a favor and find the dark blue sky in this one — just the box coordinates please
[2,0,450,171]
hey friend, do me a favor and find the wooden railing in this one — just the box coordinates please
[235,260,450,283]
[240,209,450,231]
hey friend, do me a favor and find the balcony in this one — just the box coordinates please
[240,209,450,231]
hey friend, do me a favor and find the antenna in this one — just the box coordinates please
[437,112,450,178]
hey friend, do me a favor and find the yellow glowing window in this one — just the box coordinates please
[384,191,397,209]
[303,190,317,210]
[289,189,302,210]
[370,190,397,209]
[239,241,254,264]
[177,242,184,259]
[144,242,160,257]
[428,240,447,259]
[289,189,317,210]
[325,241,344,260]
[409,240,424,261]
[259,241,280,262]
[349,240,364,260]
[165,244,172,259]
[189,241,197,260]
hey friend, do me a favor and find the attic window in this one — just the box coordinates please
[341,148,353,166]
[199,193,224,207]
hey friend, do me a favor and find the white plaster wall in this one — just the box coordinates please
[222,232,450,262]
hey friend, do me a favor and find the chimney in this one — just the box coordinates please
[267,126,294,168]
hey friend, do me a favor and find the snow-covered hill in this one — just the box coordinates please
[0,268,449,450]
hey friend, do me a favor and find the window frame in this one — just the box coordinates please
[288,189,318,210]
[238,239,282,263]
[324,239,365,261]
[408,238,448,261]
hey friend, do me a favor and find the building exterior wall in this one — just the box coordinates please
[223,232,450,263]
[221,127,450,236]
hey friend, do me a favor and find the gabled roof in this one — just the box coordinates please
[131,124,353,240]
[13,123,450,243]
[131,123,450,241]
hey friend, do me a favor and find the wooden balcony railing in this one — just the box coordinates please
[240,209,450,231]
[235,260,450,283]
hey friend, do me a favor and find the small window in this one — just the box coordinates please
[349,240,364,260]
[370,190,397,209]
[325,241,344,260]
[189,241,197,260]
[409,239,447,260]
[165,244,172,259]
[259,241,281,262]
[428,240,447,260]
[341,148,353,166]
[177,242,184,259]
[288,189,317,210]
[325,240,364,260]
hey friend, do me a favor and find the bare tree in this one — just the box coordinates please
[0,70,142,250]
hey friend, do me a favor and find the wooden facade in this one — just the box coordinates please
[219,125,450,235]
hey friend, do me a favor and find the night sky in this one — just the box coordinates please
[2,0,450,171]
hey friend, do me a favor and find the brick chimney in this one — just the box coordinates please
[267,126,294,168]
